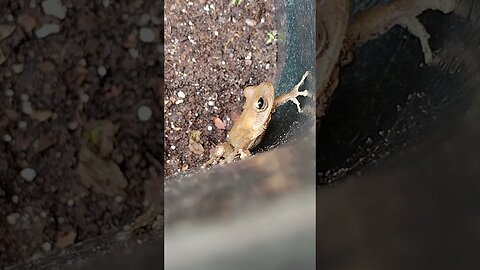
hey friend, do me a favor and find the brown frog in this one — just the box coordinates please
[204,71,311,166]
[316,0,456,123]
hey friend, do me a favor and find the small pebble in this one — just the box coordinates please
[97,66,107,77]
[5,89,14,97]
[21,101,33,115]
[207,100,215,106]
[79,58,87,66]
[7,213,20,225]
[170,145,176,150]
[102,0,110,8]
[80,93,89,103]
[245,19,257,26]
[67,199,74,206]
[35,24,61,38]
[41,242,52,252]
[128,47,139,58]
[20,94,29,101]
[57,217,65,224]
[3,134,12,142]
[12,64,24,74]
[11,195,19,204]
[177,91,185,99]
[68,121,78,130]
[139,14,150,25]
[18,121,27,129]
[207,125,213,131]
[41,0,67,19]
[114,196,123,202]
[40,211,47,218]
[20,168,37,182]
[139,27,155,43]
[137,105,152,121]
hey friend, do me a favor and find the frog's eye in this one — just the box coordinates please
[255,97,267,111]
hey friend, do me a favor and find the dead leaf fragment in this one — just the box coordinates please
[83,120,120,158]
[55,230,77,249]
[188,130,204,155]
[30,110,53,122]
[190,130,202,142]
[231,111,240,124]
[38,61,56,73]
[0,50,5,66]
[0,25,15,41]
[214,117,226,130]
[0,25,15,66]
[188,141,204,155]
[18,15,37,34]
[78,146,127,197]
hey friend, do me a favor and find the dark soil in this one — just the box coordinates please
[164,0,277,176]
[0,0,163,268]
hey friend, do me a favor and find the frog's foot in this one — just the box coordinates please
[204,143,233,167]
[396,16,433,64]
[274,71,311,113]
[238,149,251,160]
[225,148,240,163]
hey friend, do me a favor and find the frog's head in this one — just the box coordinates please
[242,82,275,129]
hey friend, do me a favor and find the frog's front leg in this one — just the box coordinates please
[345,0,455,65]
[274,71,311,113]
[204,142,234,166]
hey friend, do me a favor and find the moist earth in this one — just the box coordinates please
[0,0,163,267]
[164,0,277,176]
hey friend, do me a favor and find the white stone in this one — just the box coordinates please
[11,195,19,204]
[41,0,67,19]
[137,105,152,121]
[102,0,110,8]
[97,66,107,77]
[18,121,27,129]
[6,213,20,225]
[68,121,78,130]
[21,101,33,115]
[12,64,24,74]
[35,24,61,38]
[177,91,185,99]
[80,93,89,103]
[5,89,13,97]
[139,27,155,43]
[128,48,139,59]
[67,199,74,206]
[20,168,37,182]
[41,242,52,252]
[3,134,12,142]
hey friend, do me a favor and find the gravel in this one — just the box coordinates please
[41,242,52,252]
[97,66,107,77]
[137,105,153,121]
[4,89,14,97]
[3,134,12,142]
[139,27,155,43]
[35,23,61,38]
[20,168,37,182]
[7,213,20,225]
[41,0,67,19]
